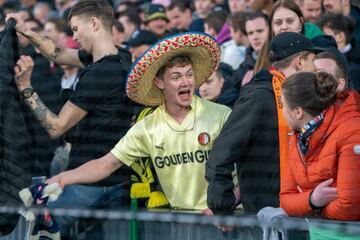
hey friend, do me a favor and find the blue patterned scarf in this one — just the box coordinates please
[298,112,325,155]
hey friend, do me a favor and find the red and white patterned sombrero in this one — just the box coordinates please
[126,32,221,106]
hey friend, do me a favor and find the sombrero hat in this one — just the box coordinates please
[126,32,221,106]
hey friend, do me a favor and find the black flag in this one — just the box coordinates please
[0,19,34,235]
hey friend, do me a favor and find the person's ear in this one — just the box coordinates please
[295,106,304,120]
[336,31,346,45]
[337,78,347,91]
[219,76,225,89]
[294,55,303,71]
[154,77,165,90]
[90,17,100,31]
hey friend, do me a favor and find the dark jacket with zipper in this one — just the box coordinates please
[206,69,280,213]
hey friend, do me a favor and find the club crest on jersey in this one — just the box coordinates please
[198,132,210,145]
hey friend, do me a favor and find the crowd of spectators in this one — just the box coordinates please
[1,0,360,239]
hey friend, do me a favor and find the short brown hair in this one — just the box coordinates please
[318,13,355,45]
[204,10,228,34]
[68,0,114,32]
[227,12,249,34]
[315,51,348,83]
[272,51,311,69]
[156,55,193,80]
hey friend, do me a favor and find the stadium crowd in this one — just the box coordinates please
[1,0,360,239]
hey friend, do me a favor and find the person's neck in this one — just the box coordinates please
[278,67,296,77]
[343,4,351,16]
[64,68,78,78]
[297,113,315,131]
[92,35,118,62]
[165,103,191,124]
[338,41,347,51]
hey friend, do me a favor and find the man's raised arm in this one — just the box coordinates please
[6,13,84,67]
[14,55,87,138]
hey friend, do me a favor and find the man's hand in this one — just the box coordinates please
[310,178,337,208]
[202,208,235,232]
[203,188,241,232]
[47,172,67,189]
[14,55,34,90]
[202,187,241,232]
[6,13,29,35]
[202,208,214,216]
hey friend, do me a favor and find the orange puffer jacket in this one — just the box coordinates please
[280,90,360,221]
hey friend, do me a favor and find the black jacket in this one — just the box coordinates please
[232,47,257,91]
[215,63,239,108]
[206,69,280,214]
[344,38,360,93]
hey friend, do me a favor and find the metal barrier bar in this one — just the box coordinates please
[0,205,359,239]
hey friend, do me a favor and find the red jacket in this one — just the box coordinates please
[280,90,360,220]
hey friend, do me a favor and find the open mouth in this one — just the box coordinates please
[178,89,191,101]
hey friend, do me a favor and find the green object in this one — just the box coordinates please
[308,221,360,240]
[304,22,324,40]
[130,198,138,240]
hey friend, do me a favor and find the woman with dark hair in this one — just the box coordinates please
[254,0,323,73]
[270,0,305,36]
[280,71,360,220]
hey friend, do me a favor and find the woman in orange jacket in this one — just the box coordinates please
[279,71,360,221]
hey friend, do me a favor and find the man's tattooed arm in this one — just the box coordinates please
[31,36,63,61]
[50,47,62,59]
[25,92,60,136]
[21,29,82,67]
[22,90,87,138]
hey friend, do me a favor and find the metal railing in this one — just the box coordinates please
[0,205,359,240]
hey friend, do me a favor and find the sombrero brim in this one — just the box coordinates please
[126,32,221,106]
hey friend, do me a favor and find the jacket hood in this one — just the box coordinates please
[300,90,360,159]
[330,90,360,128]
[313,90,360,141]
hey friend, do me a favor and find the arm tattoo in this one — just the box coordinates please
[26,93,59,132]
[32,37,62,60]
[50,47,62,59]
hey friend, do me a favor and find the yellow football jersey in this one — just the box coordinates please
[111,96,231,210]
